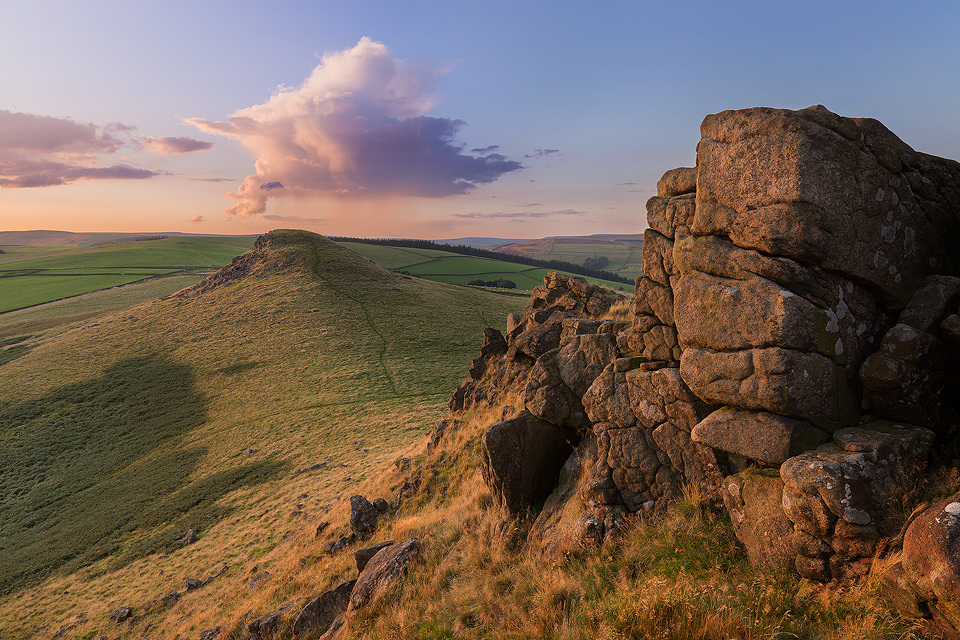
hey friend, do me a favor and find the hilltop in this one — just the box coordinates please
[0,230,526,638]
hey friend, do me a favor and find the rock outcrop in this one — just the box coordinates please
[448,105,960,576]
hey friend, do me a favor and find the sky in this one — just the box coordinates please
[1,0,958,240]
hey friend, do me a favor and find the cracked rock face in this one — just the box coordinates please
[462,104,960,570]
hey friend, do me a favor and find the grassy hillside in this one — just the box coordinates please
[0,230,526,638]
[494,234,645,281]
[339,241,632,292]
[0,236,255,312]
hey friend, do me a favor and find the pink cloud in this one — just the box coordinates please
[140,136,213,155]
[0,109,161,188]
[187,37,521,218]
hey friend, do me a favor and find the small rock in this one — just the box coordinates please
[185,578,205,591]
[315,521,330,537]
[249,571,271,592]
[180,529,197,547]
[108,607,132,623]
[248,606,290,638]
[392,481,417,510]
[198,626,222,640]
[300,462,327,473]
[349,496,381,538]
[323,534,356,554]
[373,498,390,514]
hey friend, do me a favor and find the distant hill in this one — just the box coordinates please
[0,230,256,247]
[492,233,645,280]
[434,236,532,248]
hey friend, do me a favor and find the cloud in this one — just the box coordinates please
[186,177,235,183]
[261,214,327,224]
[523,148,560,159]
[190,215,206,224]
[470,145,500,155]
[186,37,522,218]
[0,109,161,188]
[140,136,213,155]
[453,209,585,220]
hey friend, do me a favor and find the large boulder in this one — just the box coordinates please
[346,538,420,617]
[480,411,577,516]
[780,421,935,581]
[293,580,356,636]
[722,469,796,569]
[894,493,960,636]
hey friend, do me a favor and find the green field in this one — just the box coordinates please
[0,236,255,312]
[495,235,645,280]
[340,241,633,292]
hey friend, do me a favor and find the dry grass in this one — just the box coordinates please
[334,402,925,640]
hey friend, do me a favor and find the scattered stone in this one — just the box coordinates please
[248,605,291,639]
[108,607,132,623]
[293,581,355,636]
[180,529,197,547]
[392,481,418,510]
[185,578,205,592]
[315,521,330,537]
[300,462,328,472]
[373,498,390,514]
[349,495,382,539]
[347,538,420,617]
[324,534,357,554]
[248,571,271,592]
[353,541,394,572]
[198,626,222,640]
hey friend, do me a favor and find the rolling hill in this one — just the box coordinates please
[0,230,526,638]
[492,234,645,280]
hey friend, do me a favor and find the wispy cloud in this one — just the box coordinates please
[0,109,161,188]
[140,136,213,155]
[261,214,327,224]
[187,37,522,218]
[190,215,206,224]
[186,177,235,183]
[523,148,560,159]
[453,209,585,220]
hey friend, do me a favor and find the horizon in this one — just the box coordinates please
[2,1,959,239]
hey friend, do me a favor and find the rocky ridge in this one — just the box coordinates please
[441,106,960,635]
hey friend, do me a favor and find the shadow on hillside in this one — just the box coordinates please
[0,356,288,594]
[0,335,34,367]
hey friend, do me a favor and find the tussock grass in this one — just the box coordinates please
[334,401,923,640]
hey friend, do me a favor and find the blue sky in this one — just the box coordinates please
[1,0,957,239]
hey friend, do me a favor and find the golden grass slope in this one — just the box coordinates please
[0,230,525,639]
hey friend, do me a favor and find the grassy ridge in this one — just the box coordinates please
[495,235,645,280]
[0,236,255,312]
[340,242,632,292]
[0,231,526,637]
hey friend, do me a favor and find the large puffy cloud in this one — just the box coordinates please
[0,109,160,188]
[186,37,522,218]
